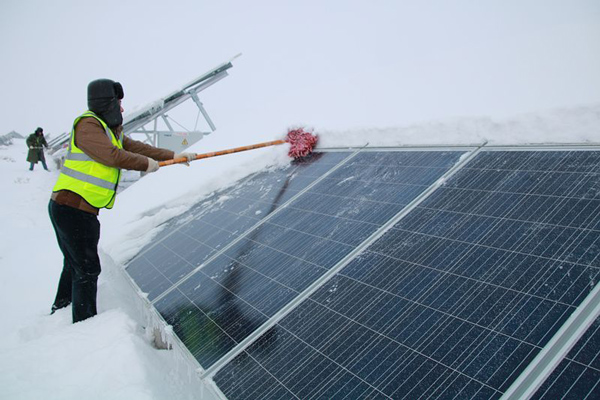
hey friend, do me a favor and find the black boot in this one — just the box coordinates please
[50,300,71,315]
[50,301,71,315]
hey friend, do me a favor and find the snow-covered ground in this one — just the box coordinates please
[0,142,212,400]
[0,105,599,400]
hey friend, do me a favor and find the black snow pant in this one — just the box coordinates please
[48,200,101,323]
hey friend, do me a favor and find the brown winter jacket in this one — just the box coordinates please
[75,117,174,170]
[52,117,175,214]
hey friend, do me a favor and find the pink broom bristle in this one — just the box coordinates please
[286,128,318,158]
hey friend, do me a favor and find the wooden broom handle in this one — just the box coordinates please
[158,139,287,167]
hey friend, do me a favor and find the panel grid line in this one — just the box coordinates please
[367,231,587,308]
[293,296,500,397]
[389,226,599,280]
[150,150,362,304]
[125,152,356,301]
[174,206,373,262]
[126,171,265,262]
[416,200,600,234]
[273,310,487,399]
[440,177,599,200]
[387,225,572,353]
[336,270,549,353]
[289,184,433,208]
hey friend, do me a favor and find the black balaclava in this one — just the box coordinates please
[35,127,43,135]
[87,79,124,129]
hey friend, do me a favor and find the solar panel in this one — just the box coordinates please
[212,150,600,399]
[151,150,466,368]
[531,316,600,399]
[126,151,351,301]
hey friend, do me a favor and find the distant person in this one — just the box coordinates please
[26,127,49,171]
[48,78,196,323]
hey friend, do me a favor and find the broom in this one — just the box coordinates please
[158,128,318,167]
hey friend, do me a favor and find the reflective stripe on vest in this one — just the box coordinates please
[59,166,117,190]
[66,153,93,162]
[53,111,123,209]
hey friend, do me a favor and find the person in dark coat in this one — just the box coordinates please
[26,127,49,171]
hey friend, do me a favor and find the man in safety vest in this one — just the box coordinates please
[49,79,196,323]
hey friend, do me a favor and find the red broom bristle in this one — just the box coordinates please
[286,128,318,158]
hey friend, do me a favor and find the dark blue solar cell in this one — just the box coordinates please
[214,150,600,399]
[154,151,464,369]
[531,360,599,400]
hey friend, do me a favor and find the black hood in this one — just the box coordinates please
[87,79,124,129]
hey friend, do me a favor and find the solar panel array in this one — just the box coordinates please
[123,147,600,399]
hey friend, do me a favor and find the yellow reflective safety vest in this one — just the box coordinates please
[53,111,123,209]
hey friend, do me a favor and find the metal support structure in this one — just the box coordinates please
[190,92,216,132]
[139,127,155,146]
[153,119,158,143]
[46,55,238,154]
[122,54,240,150]
[161,115,175,132]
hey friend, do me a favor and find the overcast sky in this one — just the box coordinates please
[1,0,599,144]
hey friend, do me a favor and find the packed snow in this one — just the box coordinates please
[1,105,599,399]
